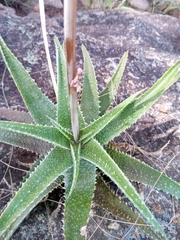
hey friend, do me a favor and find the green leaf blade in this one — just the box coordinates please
[81,139,167,239]
[67,143,81,198]
[99,51,128,115]
[0,121,70,150]
[64,160,96,240]
[81,45,99,123]
[0,147,72,240]
[48,117,74,142]
[0,108,34,124]
[54,37,71,129]
[106,146,180,198]
[79,90,141,144]
[94,177,162,240]
[0,36,56,126]
[0,129,52,155]
[96,61,180,144]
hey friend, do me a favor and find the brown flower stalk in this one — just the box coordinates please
[64,0,79,141]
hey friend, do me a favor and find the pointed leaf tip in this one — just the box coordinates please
[81,45,99,123]
[99,51,128,115]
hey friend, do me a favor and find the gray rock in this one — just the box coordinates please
[0,6,180,240]
[44,0,63,8]
[31,0,63,13]
[127,0,150,11]
[0,3,16,15]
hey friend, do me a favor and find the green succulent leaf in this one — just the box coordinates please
[0,36,56,126]
[79,90,141,144]
[106,146,180,198]
[81,139,167,239]
[48,117,74,142]
[0,129,52,155]
[96,61,180,144]
[0,108,52,155]
[67,142,81,198]
[94,177,162,240]
[81,45,99,123]
[99,51,128,115]
[54,36,71,129]
[78,106,86,129]
[64,160,96,240]
[0,121,70,150]
[0,108,34,124]
[0,147,72,240]
[64,93,97,239]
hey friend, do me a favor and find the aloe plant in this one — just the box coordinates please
[0,5,180,240]
[0,35,180,239]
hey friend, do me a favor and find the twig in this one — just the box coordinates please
[88,212,108,240]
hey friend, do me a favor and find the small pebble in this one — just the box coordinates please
[4,87,9,91]
[108,222,120,230]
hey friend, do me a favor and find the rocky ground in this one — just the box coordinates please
[1,0,180,18]
[0,1,180,240]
